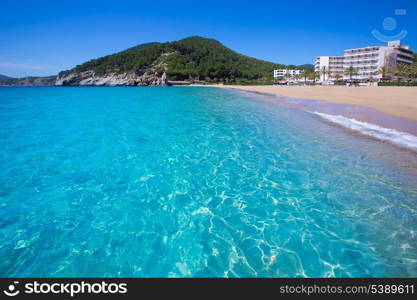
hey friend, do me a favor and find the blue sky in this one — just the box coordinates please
[1,0,416,77]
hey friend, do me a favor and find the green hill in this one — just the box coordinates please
[61,36,302,84]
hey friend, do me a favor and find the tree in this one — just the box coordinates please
[320,66,326,81]
[378,67,390,81]
[401,58,417,80]
[394,63,409,82]
[302,70,311,84]
[409,63,417,79]
[327,70,333,81]
[334,73,342,81]
[395,63,416,78]
[345,66,358,80]
[294,73,301,82]
[320,66,329,81]
[311,71,320,82]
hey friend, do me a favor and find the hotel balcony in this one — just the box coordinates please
[397,57,413,64]
[344,54,379,60]
[344,59,378,64]
[344,64,378,67]
[397,48,414,56]
[344,47,380,53]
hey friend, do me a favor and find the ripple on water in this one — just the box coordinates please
[0,87,416,277]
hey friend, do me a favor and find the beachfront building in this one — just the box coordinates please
[273,69,304,79]
[343,40,413,81]
[314,56,344,82]
[314,40,414,82]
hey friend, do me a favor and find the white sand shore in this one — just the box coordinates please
[218,86,417,122]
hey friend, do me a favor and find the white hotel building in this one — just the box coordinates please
[273,69,304,79]
[314,56,344,81]
[315,40,414,82]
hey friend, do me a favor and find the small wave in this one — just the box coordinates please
[312,111,417,152]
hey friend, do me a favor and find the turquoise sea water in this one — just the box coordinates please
[0,86,416,277]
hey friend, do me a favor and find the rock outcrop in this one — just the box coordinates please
[55,71,168,86]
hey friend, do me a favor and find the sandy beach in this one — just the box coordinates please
[219,86,417,122]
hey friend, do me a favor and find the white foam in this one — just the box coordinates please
[312,111,417,152]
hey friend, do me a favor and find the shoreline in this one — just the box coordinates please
[218,85,417,121]
[191,84,417,152]
[202,85,417,136]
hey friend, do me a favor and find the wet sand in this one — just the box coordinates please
[220,85,417,122]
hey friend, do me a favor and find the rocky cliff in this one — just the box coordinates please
[55,70,168,86]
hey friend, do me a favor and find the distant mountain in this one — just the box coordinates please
[298,64,314,71]
[0,75,56,86]
[56,36,305,86]
[0,74,14,80]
